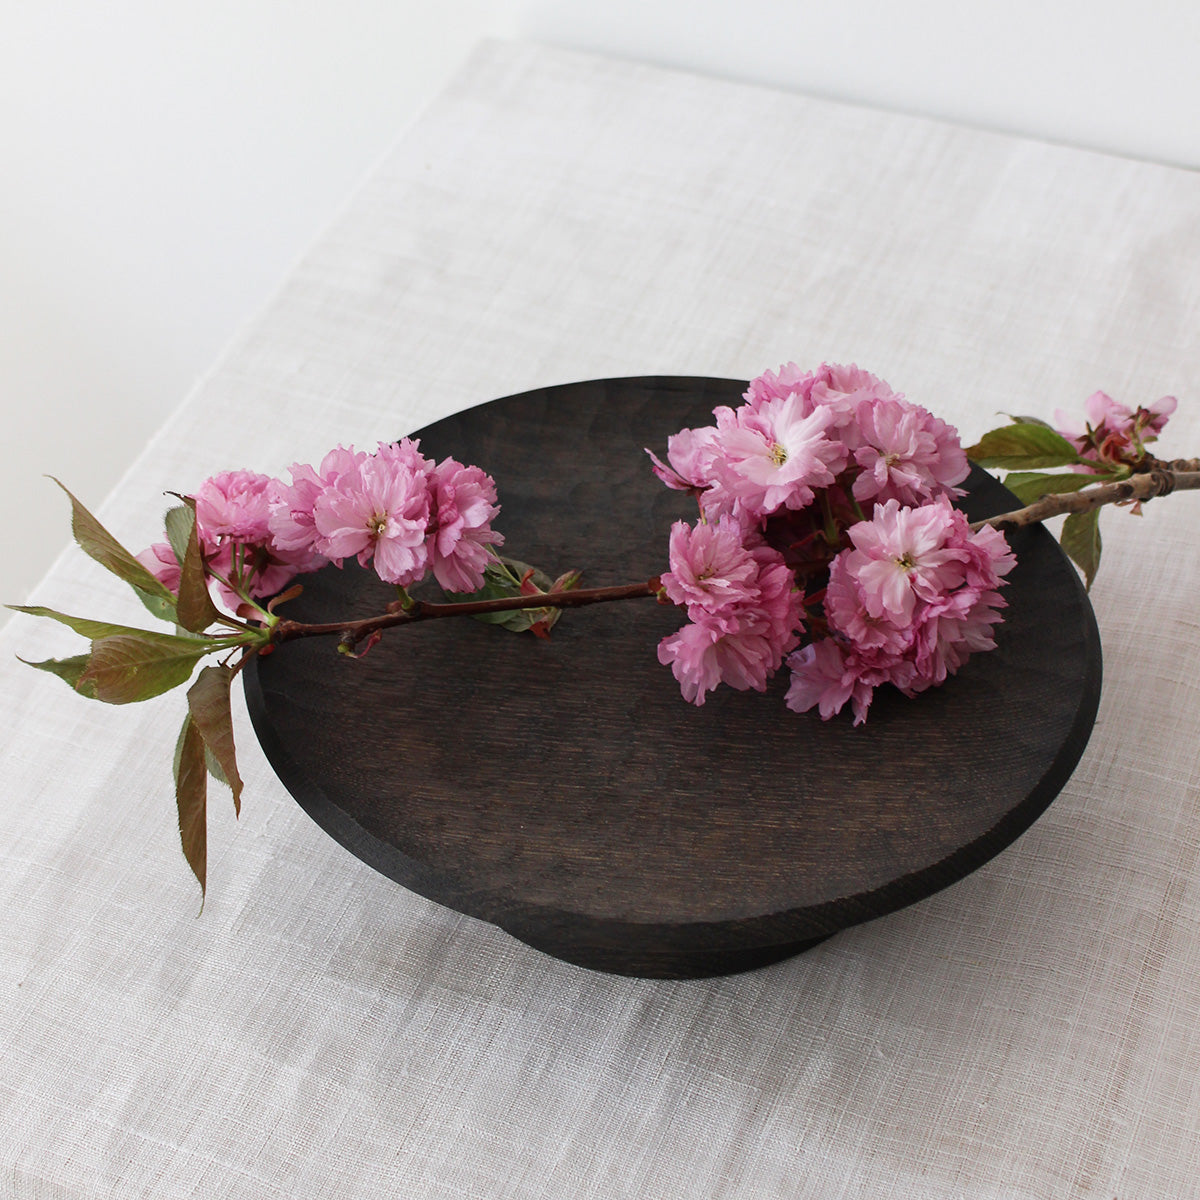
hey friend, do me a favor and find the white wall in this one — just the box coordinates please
[3,0,1197,615]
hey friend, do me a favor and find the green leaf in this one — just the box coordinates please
[491,557,557,592]
[10,609,227,701]
[6,604,216,646]
[1060,509,1102,590]
[965,423,1083,469]
[487,607,557,634]
[77,634,211,704]
[174,499,223,634]
[131,585,177,623]
[449,575,505,602]
[187,666,244,817]
[441,562,522,609]
[1001,470,1103,506]
[444,558,568,633]
[174,713,208,900]
[16,653,99,699]
[205,747,230,788]
[1003,413,1055,429]
[164,504,193,570]
[50,478,176,604]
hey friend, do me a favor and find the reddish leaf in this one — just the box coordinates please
[1060,509,1103,590]
[186,666,244,816]
[267,584,304,613]
[550,570,582,593]
[173,713,208,899]
[50,478,177,612]
[7,604,197,645]
[175,500,223,634]
[78,634,209,704]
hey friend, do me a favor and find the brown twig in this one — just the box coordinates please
[971,469,1200,531]
[272,580,661,647]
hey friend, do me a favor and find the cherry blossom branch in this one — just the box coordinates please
[272,464,1200,650]
[971,468,1200,531]
[271,579,661,647]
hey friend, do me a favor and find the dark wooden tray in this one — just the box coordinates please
[244,377,1102,978]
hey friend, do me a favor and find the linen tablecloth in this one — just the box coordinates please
[3,39,1200,1199]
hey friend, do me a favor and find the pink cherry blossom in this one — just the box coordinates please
[646,425,722,492]
[647,362,1011,717]
[313,449,432,587]
[784,638,912,726]
[192,470,277,544]
[807,362,906,432]
[658,525,804,705]
[960,520,1016,589]
[708,392,845,517]
[850,397,969,506]
[787,498,1014,722]
[821,559,912,656]
[193,468,329,600]
[658,614,795,706]
[742,362,817,413]
[747,548,807,656]
[656,363,969,527]
[660,517,760,615]
[425,457,504,592]
[906,583,1009,689]
[138,439,504,615]
[143,466,336,612]
[839,498,970,624]
[742,361,893,426]
[269,445,367,561]
[375,437,436,482]
[136,542,182,595]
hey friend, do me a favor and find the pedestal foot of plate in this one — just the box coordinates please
[506,931,836,979]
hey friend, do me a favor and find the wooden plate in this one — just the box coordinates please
[243,377,1102,978]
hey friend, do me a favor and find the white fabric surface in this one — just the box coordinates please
[3,39,1200,1198]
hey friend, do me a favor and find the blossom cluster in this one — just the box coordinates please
[138,440,503,612]
[656,517,804,705]
[785,499,1014,723]
[652,362,1014,722]
[1055,390,1177,469]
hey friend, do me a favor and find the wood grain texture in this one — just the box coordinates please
[243,378,1102,978]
